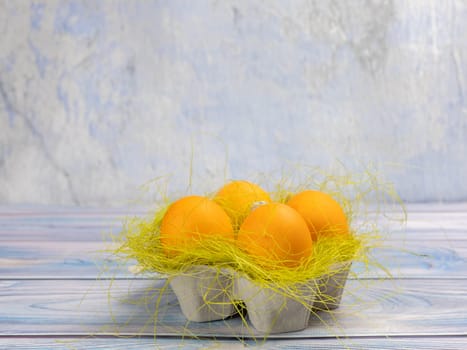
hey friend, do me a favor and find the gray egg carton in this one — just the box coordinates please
[169,266,235,322]
[169,262,352,333]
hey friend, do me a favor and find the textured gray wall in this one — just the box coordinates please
[0,0,466,205]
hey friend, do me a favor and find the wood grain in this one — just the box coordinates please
[1,208,466,279]
[1,238,466,279]
[1,205,466,348]
[1,207,466,242]
[1,336,467,350]
[1,278,467,338]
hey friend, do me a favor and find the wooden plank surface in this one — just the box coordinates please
[1,205,466,348]
[1,336,467,350]
[1,278,467,338]
[1,207,466,280]
[1,239,467,279]
[1,206,466,242]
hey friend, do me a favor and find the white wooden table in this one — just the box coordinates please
[1,204,466,349]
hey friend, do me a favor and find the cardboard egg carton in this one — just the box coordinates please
[169,266,235,322]
[169,262,352,333]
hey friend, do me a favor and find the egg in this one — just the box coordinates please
[214,180,271,229]
[286,190,349,241]
[237,203,313,267]
[160,195,234,255]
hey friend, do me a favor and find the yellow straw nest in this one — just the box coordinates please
[112,167,403,330]
[116,211,362,285]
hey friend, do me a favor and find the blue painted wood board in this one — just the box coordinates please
[1,205,466,348]
[1,336,467,350]
[1,278,467,337]
[1,239,466,279]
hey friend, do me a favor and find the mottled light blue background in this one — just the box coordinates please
[0,0,466,205]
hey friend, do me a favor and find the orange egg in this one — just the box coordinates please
[237,203,313,267]
[160,195,234,255]
[286,190,349,241]
[214,180,271,229]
